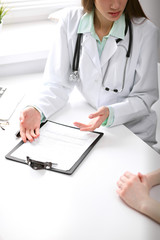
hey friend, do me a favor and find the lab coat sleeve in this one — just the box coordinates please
[109,23,159,127]
[31,16,74,119]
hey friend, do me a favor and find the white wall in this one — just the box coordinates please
[139,0,160,61]
[140,0,160,28]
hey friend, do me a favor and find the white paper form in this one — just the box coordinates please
[11,122,100,171]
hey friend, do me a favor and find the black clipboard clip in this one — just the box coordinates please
[26,156,53,170]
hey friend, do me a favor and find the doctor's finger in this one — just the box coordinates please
[20,127,27,143]
[73,122,88,128]
[89,109,105,119]
[26,129,34,143]
[30,129,38,138]
[74,122,94,131]
[35,128,40,137]
[79,122,100,131]
[79,126,96,131]
[90,108,109,119]
[75,121,100,131]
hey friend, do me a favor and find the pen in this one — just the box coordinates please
[15,130,20,138]
[0,125,5,130]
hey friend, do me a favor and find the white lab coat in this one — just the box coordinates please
[33,7,159,146]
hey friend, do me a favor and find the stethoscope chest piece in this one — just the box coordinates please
[69,33,83,83]
[69,71,80,82]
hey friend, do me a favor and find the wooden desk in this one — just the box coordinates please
[0,73,160,240]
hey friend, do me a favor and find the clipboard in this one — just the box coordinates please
[5,121,103,175]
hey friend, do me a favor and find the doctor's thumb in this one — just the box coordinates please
[89,112,99,119]
[89,107,107,119]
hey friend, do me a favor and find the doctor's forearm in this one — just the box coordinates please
[110,97,150,126]
[31,84,72,119]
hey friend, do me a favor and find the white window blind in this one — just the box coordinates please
[3,0,81,23]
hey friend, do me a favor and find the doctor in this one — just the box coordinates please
[20,0,159,146]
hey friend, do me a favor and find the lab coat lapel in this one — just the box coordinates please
[82,34,101,74]
[100,37,117,67]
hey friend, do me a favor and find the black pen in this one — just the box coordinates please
[0,126,5,131]
[15,130,20,138]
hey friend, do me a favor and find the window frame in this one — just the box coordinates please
[3,0,81,24]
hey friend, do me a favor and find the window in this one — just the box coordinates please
[3,0,81,23]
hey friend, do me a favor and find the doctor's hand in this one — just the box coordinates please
[74,106,109,131]
[19,107,41,143]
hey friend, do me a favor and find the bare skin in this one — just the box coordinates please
[74,106,109,131]
[20,107,41,142]
[117,169,160,224]
[94,0,128,40]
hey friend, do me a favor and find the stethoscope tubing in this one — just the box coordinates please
[72,33,83,72]
[70,18,133,93]
[126,18,132,58]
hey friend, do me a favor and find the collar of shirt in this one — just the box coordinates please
[78,10,126,56]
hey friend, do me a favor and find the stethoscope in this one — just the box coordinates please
[69,18,133,93]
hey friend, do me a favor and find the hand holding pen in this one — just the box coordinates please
[19,107,41,143]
